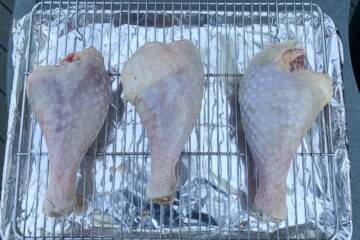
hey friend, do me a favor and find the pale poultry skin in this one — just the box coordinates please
[122,40,204,204]
[26,47,110,217]
[238,41,332,222]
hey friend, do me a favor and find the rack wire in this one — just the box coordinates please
[3,1,350,239]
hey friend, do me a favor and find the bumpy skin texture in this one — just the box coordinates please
[77,86,125,211]
[26,47,110,217]
[122,40,204,204]
[238,41,332,222]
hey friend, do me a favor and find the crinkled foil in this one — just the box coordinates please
[1,2,351,239]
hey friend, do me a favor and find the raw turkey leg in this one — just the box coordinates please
[122,40,204,204]
[238,41,332,221]
[26,46,110,217]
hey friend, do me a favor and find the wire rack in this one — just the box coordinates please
[4,1,349,239]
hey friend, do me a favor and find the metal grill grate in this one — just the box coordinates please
[4,1,350,239]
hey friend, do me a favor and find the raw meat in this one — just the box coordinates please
[122,40,204,204]
[238,41,332,221]
[26,46,110,217]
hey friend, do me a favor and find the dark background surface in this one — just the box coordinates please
[0,0,359,238]
[0,0,14,199]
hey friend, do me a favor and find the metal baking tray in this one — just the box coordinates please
[0,1,351,239]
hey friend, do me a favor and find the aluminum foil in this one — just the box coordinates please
[1,2,351,239]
